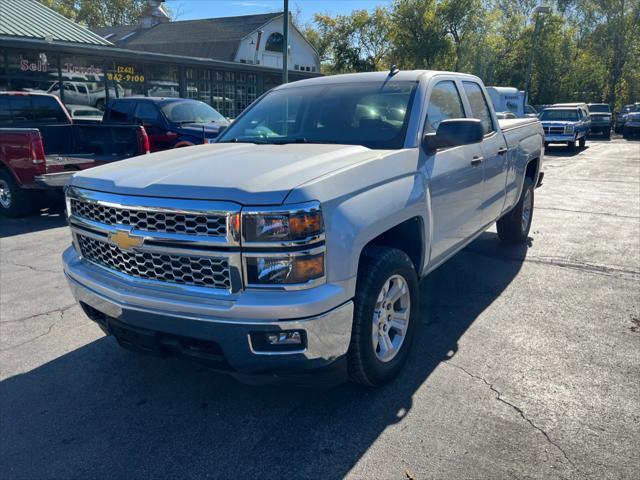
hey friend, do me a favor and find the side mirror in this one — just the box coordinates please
[422,118,484,154]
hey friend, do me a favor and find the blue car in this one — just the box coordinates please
[539,105,590,151]
[102,97,230,152]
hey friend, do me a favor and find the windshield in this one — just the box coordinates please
[589,104,610,113]
[160,100,226,124]
[217,81,417,149]
[540,109,579,121]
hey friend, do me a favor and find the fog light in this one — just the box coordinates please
[267,331,302,345]
[249,330,306,353]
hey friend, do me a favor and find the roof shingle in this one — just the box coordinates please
[91,12,283,61]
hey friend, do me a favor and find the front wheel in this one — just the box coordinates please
[604,128,611,139]
[568,139,577,151]
[579,136,586,148]
[497,177,534,245]
[348,247,419,386]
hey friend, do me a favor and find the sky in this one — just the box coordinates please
[166,0,392,25]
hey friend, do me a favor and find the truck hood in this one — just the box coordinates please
[70,142,381,205]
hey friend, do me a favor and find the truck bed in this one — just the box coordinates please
[498,117,539,132]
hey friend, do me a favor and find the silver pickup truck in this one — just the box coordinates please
[62,71,544,386]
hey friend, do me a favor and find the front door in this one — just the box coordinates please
[421,78,486,265]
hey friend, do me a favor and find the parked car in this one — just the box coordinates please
[587,103,612,138]
[622,112,640,139]
[615,103,640,133]
[539,105,590,150]
[66,104,104,124]
[62,70,544,386]
[28,80,124,110]
[102,97,230,152]
[0,92,149,217]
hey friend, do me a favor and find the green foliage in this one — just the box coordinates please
[306,0,639,109]
[40,0,147,28]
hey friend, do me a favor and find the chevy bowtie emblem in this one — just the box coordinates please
[108,230,144,251]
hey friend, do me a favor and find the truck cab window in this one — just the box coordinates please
[462,81,494,135]
[425,80,466,133]
[108,102,133,123]
[133,103,161,127]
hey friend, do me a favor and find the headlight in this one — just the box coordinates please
[245,251,325,287]
[564,125,575,134]
[241,202,325,289]
[242,202,323,244]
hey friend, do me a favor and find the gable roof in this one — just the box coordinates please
[92,12,283,62]
[0,0,112,46]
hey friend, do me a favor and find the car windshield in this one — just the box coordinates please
[217,81,417,149]
[540,109,579,121]
[160,100,226,124]
[589,104,610,113]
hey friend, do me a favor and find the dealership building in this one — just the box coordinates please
[0,0,320,117]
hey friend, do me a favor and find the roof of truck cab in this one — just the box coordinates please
[272,70,483,89]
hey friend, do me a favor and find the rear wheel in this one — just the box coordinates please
[497,177,534,245]
[348,247,419,386]
[0,169,42,218]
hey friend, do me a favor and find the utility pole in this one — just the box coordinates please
[524,5,550,110]
[282,0,289,84]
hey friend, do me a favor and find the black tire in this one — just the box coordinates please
[568,140,577,151]
[604,128,611,139]
[348,246,419,387]
[497,176,534,245]
[579,136,586,148]
[0,169,42,218]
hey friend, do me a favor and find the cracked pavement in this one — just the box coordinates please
[1,138,639,479]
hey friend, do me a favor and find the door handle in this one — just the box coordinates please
[497,147,508,155]
[471,156,484,166]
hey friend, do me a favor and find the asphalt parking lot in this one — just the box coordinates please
[1,137,639,479]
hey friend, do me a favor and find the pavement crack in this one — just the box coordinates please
[0,260,59,274]
[0,313,62,352]
[445,362,576,469]
[535,206,640,219]
[464,250,640,280]
[0,303,77,325]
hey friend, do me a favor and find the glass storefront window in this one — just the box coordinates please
[106,61,145,102]
[146,64,179,98]
[185,68,198,99]
[58,54,107,109]
[198,69,211,105]
[5,50,59,95]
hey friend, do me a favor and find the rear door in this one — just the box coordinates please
[461,81,509,226]
[421,77,486,265]
[132,102,170,152]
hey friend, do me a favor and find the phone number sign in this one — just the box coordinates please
[107,65,145,83]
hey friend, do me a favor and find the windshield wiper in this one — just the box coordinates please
[222,138,269,144]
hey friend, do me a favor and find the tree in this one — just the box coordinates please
[40,0,147,27]
[437,0,485,71]
[390,0,451,69]
[312,8,392,73]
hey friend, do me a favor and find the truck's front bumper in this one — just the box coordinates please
[544,134,575,143]
[63,247,354,384]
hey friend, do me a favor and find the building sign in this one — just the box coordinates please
[20,59,50,72]
[107,65,145,83]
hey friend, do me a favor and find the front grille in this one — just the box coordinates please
[71,199,227,237]
[77,234,231,289]
[543,126,565,134]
